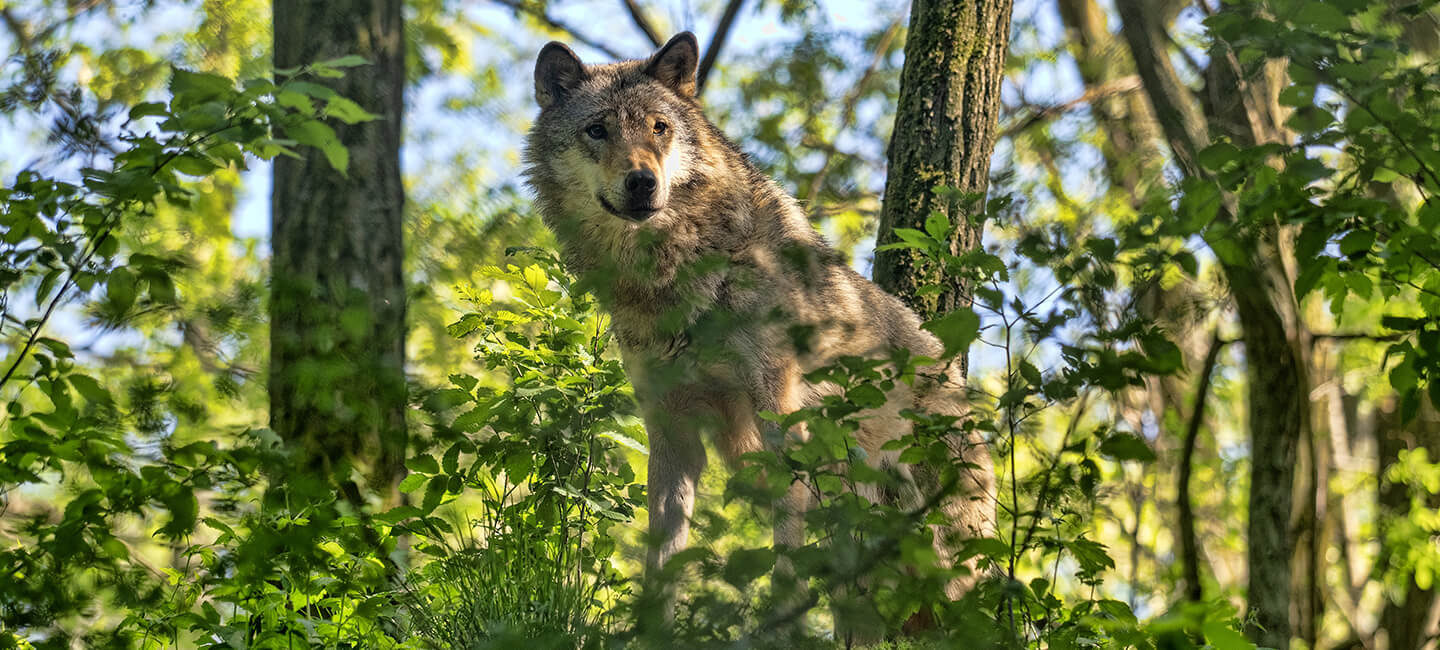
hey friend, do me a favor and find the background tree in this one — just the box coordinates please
[269,0,408,497]
[1113,2,1307,644]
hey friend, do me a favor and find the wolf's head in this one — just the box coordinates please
[525,33,708,226]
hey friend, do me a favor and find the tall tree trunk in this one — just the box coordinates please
[1115,2,1310,647]
[270,0,407,496]
[874,0,1014,374]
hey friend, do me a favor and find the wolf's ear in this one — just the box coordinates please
[535,42,586,108]
[645,32,699,96]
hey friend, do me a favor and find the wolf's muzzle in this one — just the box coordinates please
[597,193,657,222]
[625,169,658,198]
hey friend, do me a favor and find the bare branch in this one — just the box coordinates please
[805,17,904,218]
[621,0,663,47]
[999,75,1143,139]
[493,0,627,60]
[696,0,745,95]
[1178,331,1226,604]
[1310,332,1406,345]
[1113,0,1208,177]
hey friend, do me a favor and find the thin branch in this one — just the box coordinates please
[0,124,238,392]
[1113,0,1209,178]
[1310,332,1405,345]
[621,0,663,47]
[492,0,627,60]
[695,0,745,95]
[1178,331,1226,604]
[805,17,903,218]
[999,75,1143,139]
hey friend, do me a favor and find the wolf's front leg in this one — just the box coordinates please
[755,369,813,630]
[642,422,706,625]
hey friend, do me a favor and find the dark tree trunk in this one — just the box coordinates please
[270,0,407,494]
[1115,2,1309,647]
[874,0,1014,372]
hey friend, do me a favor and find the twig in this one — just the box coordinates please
[0,124,239,392]
[695,0,745,95]
[999,75,1143,139]
[1310,332,1405,345]
[805,17,904,218]
[621,0,663,47]
[1178,331,1226,603]
[492,0,627,60]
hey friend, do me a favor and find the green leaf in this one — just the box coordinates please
[323,96,378,124]
[36,268,61,308]
[1099,432,1156,463]
[922,309,980,358]
[170,153,218,177]
[169,69,234,106]
[128,102,167,120]
[67,374,111,405]
[406,455,440,475]
[398,473,428,493]
[1203,621,1256,650]
[924,210,951,242]
[1084,237,1117,261]
[108,267,136,312]
[1198,142,1242,172]
[892,227,938,251]
[1294,257,1333,299]
[148,273,176,304]
[1295,1,1349,31]
[599,429,649,455]
[722,547,775,588]
[1018,360,1043,387]
[449,373,478,391]
[287,119,348,174]
[424,388,471,412]
[845,384,887,409]
[1066,537,1115,580]
[451,405,491,432]
[1339,230,1375,257]
[447,314,484,337]
[1140,331,1184,374]
[422,475,447,512]
[275,90,316,116]
[319,54,370,68]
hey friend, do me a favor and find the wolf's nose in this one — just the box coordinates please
[625,169,657,196]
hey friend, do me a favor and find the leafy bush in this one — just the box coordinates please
[397,250,643,648]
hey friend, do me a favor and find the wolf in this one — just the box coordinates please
[524,32,995,626]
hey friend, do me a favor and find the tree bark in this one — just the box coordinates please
[1115,2,1310,647]
[874,0,1014,363]
[270,0,407,494]
[1179,334,1224,603]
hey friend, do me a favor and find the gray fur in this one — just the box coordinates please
[524,32,996,623]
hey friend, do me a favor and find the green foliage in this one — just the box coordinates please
[0,62,373,646]
[1205,0,1440,416]
[4,1,1438,648]
[398,251,643,646]
[1382,448,1440,592]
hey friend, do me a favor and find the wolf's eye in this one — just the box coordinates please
[585,124,607,139]
[653,121,668,136]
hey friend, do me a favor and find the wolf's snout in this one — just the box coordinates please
[625,169,658,197]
